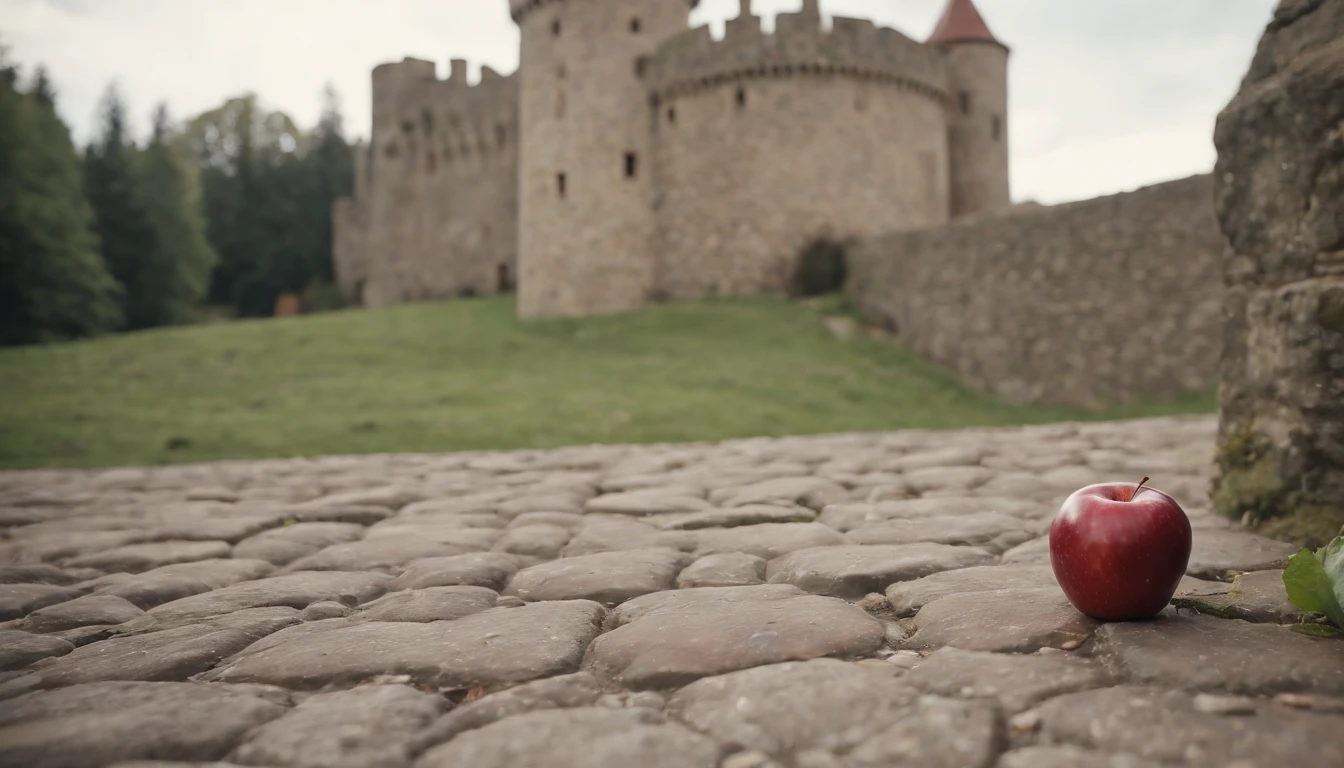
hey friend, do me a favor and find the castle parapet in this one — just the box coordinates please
[646,11,950,105]
[509,0,699,22]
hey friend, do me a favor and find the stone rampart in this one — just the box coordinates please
[646,13,949,103]
[335,62,519,307]
[648,11,952,299]
[847,174,1225,408]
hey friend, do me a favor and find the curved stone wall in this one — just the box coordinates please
[649,13,952,298]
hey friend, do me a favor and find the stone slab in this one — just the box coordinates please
[666,659,916,758]
[783,543,998,599]
[1035,685,1344,766]
[584,588,884,689]
[906,647,1114,714]
[885,563,1059,617]
[413,707,719,768]
[17,593,144,633]
[677,553,766,588]
[357,586,499,623]
[230,683,445,768]
[1092,612,1344,695]
[904,587,1100,653]
[15,607,302,688]
[202,600,605,690]
[1186,529,1299,581]
[504,548,689,606]
[0,681,287,768]
[390,553,520,592]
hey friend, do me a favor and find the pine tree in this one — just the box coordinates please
[302,84,354,287]
[134,103,216,324]
[0,59,123,345]
[83,84,160,329]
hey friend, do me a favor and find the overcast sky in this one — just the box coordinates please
[3,0,1274,204]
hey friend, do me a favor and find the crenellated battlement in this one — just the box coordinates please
[370,58,518,167]
[646,10,951,106]
[509,0,699,23]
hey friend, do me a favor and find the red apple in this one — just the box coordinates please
[1049,477,1192,621]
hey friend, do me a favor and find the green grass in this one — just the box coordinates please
[0,296,1215,469]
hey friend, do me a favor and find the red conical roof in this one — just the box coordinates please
[928,0,1005,48]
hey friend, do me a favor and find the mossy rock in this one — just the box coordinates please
[1213,426,1342,548]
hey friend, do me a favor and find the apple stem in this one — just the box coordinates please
[1130,476,1150,502]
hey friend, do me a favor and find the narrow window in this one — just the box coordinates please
[557,173,567,198]
[624,152,637,179]
[635,56,649,77]
[735,86,746,108]
[958,91,971,115]
[496,124,507,147]
[667,107,676,124]
[630,17,641,33]
[421,108,434,134]
[552,19,561,36]
[991,115,1002,141]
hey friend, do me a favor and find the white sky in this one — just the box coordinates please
[2,0,1275,204]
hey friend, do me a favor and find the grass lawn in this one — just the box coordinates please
[0,296,1215,470]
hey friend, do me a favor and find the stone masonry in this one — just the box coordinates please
[2,415,1342,766]
[333,0,1012,316]
[848,174,1227,409]
[1212,0,1344,547]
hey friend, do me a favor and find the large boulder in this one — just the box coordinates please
[1212,0,1344,546]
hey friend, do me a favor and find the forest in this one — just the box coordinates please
[1,53,354,346]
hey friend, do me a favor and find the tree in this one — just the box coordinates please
[301,84,355,286]
[0,58,123,345]
[182,89,351,317]
[83,84,160,329]
[133,103,216,324]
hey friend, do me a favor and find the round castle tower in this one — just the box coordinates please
[511,0,698,318]
[930,0,1011,217]
[645,0,956,299]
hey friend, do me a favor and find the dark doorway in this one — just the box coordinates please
[497,263,514,293]
[790,239,848,297]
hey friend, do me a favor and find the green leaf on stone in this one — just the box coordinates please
[1282,529,1344,630]
[1288,623,1341,638]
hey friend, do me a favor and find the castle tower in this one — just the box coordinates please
[930,0,1011,217]
[511,0,698,318]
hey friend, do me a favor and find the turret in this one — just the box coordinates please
[931,0,1010,217]
[511,0,699,318]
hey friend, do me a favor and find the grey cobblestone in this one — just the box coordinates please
[0,415,1340,765]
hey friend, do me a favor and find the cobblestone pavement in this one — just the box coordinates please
[1,415,1341,767]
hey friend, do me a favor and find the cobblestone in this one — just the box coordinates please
[0,415,1339,765]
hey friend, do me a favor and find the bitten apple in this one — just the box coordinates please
[1049,477,1192,621]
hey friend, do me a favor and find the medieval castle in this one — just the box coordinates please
[332,0,1011,318]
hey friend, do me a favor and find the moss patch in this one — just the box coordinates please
[1215,426,1344,548]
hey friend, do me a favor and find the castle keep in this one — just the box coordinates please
[333,0,1011,317]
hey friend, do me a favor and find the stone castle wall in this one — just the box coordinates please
[847,174,1226,408]
[646,10,954,299]
[334,60,519,308]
